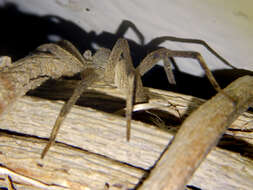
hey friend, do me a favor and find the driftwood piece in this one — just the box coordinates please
[139,75,253,190]
[0,78,253,189]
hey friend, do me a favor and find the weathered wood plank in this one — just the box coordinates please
[0,81,252,189]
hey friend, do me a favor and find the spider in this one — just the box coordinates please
[41,36,234,158]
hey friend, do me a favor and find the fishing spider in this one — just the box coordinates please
[41,36,234,158]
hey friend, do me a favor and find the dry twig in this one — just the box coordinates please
[139,75,253,190]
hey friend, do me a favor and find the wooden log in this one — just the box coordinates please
[0,79,252,189]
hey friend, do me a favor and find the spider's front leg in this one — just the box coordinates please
[41,41,100,159]
[41,68,99,158]
[105,38,147,141]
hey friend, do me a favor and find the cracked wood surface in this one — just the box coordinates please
[0,80,253,190]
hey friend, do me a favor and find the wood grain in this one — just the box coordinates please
[0,79,252,189]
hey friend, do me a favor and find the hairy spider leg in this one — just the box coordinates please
[137,48,236,103]
[41,68,99,158]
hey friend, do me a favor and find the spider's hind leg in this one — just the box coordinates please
[137,48,237,104]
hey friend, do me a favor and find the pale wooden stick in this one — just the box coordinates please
[139,75,253,190]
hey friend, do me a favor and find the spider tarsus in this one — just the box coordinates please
[126,118,131,141]
[41,145,49,159]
